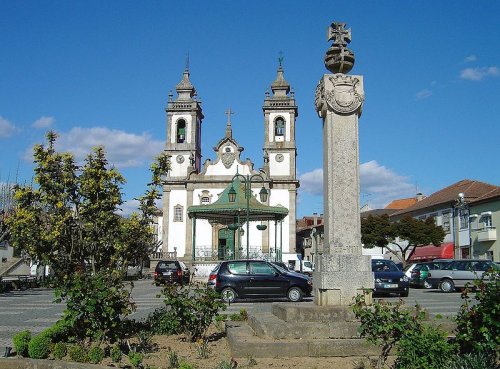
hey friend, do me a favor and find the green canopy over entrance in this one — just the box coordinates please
[187,178,288,261]
[187,178,288,223]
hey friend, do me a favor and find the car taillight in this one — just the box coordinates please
[208,274,217,281]
[177,270,182,277]
[153,272,159,277]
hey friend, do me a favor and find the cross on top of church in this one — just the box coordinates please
[278,51,284,67]
[225,108,234,124]
[327,22,351,47]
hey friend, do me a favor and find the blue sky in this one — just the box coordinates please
[1,1,499,217]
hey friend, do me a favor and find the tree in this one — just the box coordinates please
[6,131,170,343]
[361,214,445,266]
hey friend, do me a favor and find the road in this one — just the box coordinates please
[0,280,465,349]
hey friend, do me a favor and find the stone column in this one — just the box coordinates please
[313,22,373,306]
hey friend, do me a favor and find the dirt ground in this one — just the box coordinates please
[135,330,384,369]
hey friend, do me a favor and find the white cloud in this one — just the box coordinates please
[116,199,141,216]
[464,54,477,63]
[32,116,55,129]
[415,89,432,101]
[299,160,415,208]
[52,127,164,168]
[460,66,499,81]
[117,198,163,217]
[0,116,16,138]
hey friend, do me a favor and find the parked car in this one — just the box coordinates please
[154,260,190,286]
[427,259,496,293]
[126,264,142,279]
[372,259,409,297]
[403,263,417,278]
[409,260,451,288]
[207,259,313,303]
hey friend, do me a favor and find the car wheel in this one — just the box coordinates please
[423,280,432,289]
[440,279,455,293]
[400,289,409,297]
[221,287,237,303]
[287,286,303,302]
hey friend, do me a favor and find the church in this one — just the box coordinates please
[161,63,299,263]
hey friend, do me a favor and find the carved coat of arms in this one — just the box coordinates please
[221,152,236,169]
[325,75,364,115]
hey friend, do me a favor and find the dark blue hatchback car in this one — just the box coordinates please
[208,259,312,303]
[372,259,410,297]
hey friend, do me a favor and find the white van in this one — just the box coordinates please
[284,254,314,276]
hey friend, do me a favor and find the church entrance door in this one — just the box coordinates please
[218,228,235,260]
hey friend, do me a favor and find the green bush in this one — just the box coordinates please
[394,324,457,369]
[147,307,180,335]
[454,268,500,360]
[88,345,105,364]
[52,342,67,360]
[68,344,87,363]
[13,330,31,357]
[27,334,51,359]
[110,345,122,363]
[128,351,144,368]
[39,319,72,343]
[55,271,134,343]
[444,351,497,369]
[352,291,462,369]
[157,281,226,341]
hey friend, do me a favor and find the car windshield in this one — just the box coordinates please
[372,261,400,272]
[157,261,177,270]
[271,263,288,274]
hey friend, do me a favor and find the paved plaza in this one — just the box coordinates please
[0,280,464,349]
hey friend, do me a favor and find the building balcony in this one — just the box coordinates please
[477,227,497,242]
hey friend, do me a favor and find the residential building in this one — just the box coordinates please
[390,179,499,262]
[468,188,500,261]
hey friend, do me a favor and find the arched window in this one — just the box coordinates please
[176,119,186,143]
[274,117,285,137]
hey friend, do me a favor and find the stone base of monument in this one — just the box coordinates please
[225,303,379,358]
[313,254,374,306]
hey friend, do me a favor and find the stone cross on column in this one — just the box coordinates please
[313,21,374,306]
[327,22,351,47]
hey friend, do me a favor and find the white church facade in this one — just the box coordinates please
[161,64,299,262]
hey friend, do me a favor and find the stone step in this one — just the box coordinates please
[226,321,379,358]
[272,302,356,322]
[0,258,23,277]
[248,312,360,339]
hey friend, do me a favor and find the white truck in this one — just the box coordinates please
[283,253,314,276]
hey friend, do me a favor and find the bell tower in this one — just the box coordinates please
[262,61,299,253]
[165,68,204,178]
[262,62,298,179]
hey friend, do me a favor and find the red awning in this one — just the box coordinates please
[408,242,454,262]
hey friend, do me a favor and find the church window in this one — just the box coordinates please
[176,119,186,143]
[199,190,212,205]
[173,205,183,222]
[274,117,285,137]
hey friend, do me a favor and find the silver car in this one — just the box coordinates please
[427,259,496,292]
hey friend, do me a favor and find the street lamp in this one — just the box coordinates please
[228,173,268,258]
[453,192,469,259]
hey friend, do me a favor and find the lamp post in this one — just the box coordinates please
[453,192,469,259]
[228,173,268,258]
